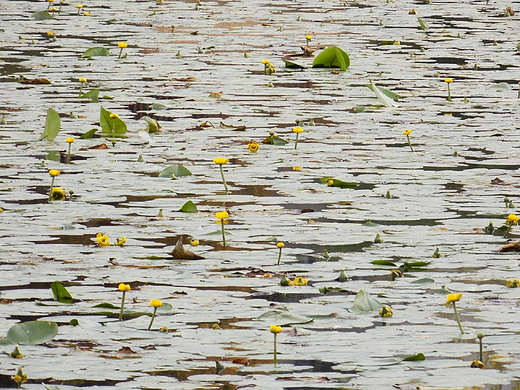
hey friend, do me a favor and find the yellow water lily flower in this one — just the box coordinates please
[50,187,66,201]
[213,157,229,165]
[506,214,519,225]
[109,113,119,118]
[446,293,462,303]
[49,169,60,177]
[379,305,393,317]
[115,237,126,246]
[292,127,304,133]
[96,233,110,247]
[118,42,127,48]
[215,211,229,220]
[66,137,74,143]
[269,325,282,334]
[305,35,312,41]
[118,283,131,291]
[444,78,453,83]
[78,77,87,83]
[292,166,302,171]
[247,142,259,153]
[150,299,163,307]
[403,129,412,135]
[261,59,270,64]
[293,277,307,286]
[276,242,284,248]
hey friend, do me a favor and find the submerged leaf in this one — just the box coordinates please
[81,47,110,58]
[402,352,426,361]
[352,289,383,312]
[0,321,58,345]
[51,281,74,303]
[312,46,350,71]
[31,11,53,20]
[40,108,61,141]
[258,310,313,325]
[158,165,192,178]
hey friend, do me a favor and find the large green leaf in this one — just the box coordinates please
[352,289,383,312]
[258,310,313,326]
[0,321,58,345]
[51,281,73,303]
[312,46,350,71]
[40,108,61,141]
[81,47,110,58]
[158,164,192,178]
[100,106,127,137]
[81,89,100,103]
[180,200,197,213]
[31,11,53,20]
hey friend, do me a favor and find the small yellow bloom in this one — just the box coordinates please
[109,113,119,118]
[506,279,520,288]
[293,277,307,286]
[393,40,401,45]
[78,77,87,83]
[66,137,74,143]
[83,11,90,16]
[444,78,453,83]
[446,293,462,303]
[50,187,66,201]
[269,325,282,334]
[50,7,58,12]
[115,237,126,246]
[118,283,131,292]
[276,242,284,248]
[0,208,3,212]
[211,323,221,329]
[379,305,393,317]
[292,127,304,133]
[150,299,163,307]
[506,214,520,225]
[77,4,83,8]
[213,157,229,165]
[292,166,302,171]
[49,169,60,177]
[261,59,270,64]
[247,142,260,153]
[118,42,128,48]
[47,32,55,37]
[215,210,229,220]
[190,239,199,246]
[305,35,312,41]
[327,179,334,186]
[96,233,110,247]
[403,129,412,135]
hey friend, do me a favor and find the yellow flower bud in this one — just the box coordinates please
[118,283,131,292]
[150,299,163,307]
[446,293,462,303]
[269,325,282,334]
[118,42,128,48]
[213,157,229,165]
[49,169,60,177]
[66,137,74,143]
[215,211,229,220]
[276,242,284,248]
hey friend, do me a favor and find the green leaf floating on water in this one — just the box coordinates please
[51,281,74,304]
[93,302,120,309]
[81,89,100,103]
[80,128,98,139]
[31,11,53,20]
[312,46,350,71]
[402,352,426,361]
[157,302,174,315]
[180,200,197,213]
[81,47,110,58]
[258,310,313,325]
[320,177,357,189]
[0,321,58,345]
[352,289,383,312]
[371,260,398,267]
[283,59,306,69]
[319,286,354,295]
[40,108,61,141]
[365,83,401,102]
[158,164,193,178]
[100,106,127,137]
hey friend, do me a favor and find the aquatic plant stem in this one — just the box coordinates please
[294,133,299,149]
[220,220,226,250]
[447,83,451,101]
[48,177,55,201]
[219,164,229,194]
[406,134,414,152]
[479,335,483,362]
[277,247,282,265]
[273,333,278,364]
[147,306,158,330]
[503,223,513,238]
[452,302,464,334]
[66,143,72,164]
[119,290,126,321]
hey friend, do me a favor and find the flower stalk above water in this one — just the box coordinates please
[118,283,130,321]
[403,129,414,152]
[276,242,284,265]
[148,299,163,330]
[216,210,229,249]
[65,137,74,164]
[446,293,464,334]
[213,158,230,194]
[261,59,276,75]
[503,214,519,238]
[292,127,303,149]
[269,325,282,364]
[78,77,86,97]
[305,35,312,46]
[48,169,60,201]
[444,78,453,101]
[118,42,127,59]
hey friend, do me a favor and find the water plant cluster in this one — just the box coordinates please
[0,0,519,389]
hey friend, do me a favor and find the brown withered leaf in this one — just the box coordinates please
[88,143,109,150]
[19,77,51,84]
[170,238,205,260]
[498,241,520,253]
[117,346,137,354]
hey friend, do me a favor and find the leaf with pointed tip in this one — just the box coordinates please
[258,310,313,326]
[158,165,192,178]
[81,89,100,103]
[51,281,74,304]
[180,200,197,213]
[352,289,382,312]
[283,60,306,69]
[312,46,350,71]
[40,108,61,141]
[81,47,110,58]
[402,353,426,361]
